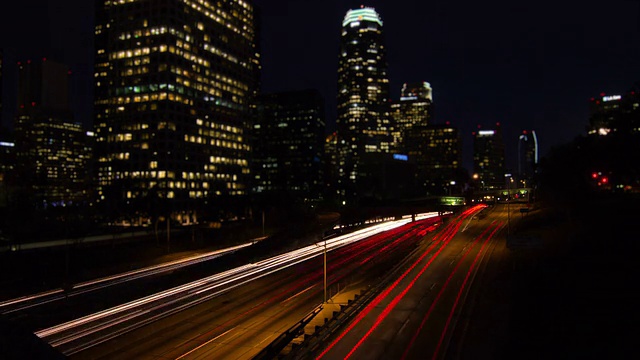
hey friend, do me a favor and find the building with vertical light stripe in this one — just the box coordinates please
[337,6,392,202]
[518,129,538,186]
[94,0,260,223]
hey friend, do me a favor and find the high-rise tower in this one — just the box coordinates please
[253,90,325,201]
[391,81,433,150]
[473,124,506,190]
[518,129,538,184]
[14,59,91,205]
[337,6,391,201]
[94,0,260,222]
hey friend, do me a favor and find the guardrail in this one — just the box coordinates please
[252,305,323,360]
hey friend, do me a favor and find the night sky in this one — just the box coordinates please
[2,0,640,172]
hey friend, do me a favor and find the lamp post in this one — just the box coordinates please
[316,234,327,303]
[323,239,327,303]
[505,173,512,236]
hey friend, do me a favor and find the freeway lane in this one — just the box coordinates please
[67,216,441,359]
[312,204,506,360]
[0,242,255,314]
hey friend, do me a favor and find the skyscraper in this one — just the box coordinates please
[473,124,506,190]
[404,123,461,196]
[253,90,325,201]
[588,90,640,136]
[94,0,260,222]
[14,58,91,205]
[391,81,433,150]
[337,6,391,201]
[518,129,538,184]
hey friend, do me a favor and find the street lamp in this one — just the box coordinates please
[505,173,512,236]
[316,235,328,303]
[323,239,327,303]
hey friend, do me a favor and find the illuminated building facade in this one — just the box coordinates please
[391,81,432,150]
[337,6,392,201]
[253,90,325,201]
[0,139,15,207]
[94,0,260,221]
[588,91,640,136]
[404,123,461,196]
[14,59,91,205]
[518,129,538,184]
[473,124,506,190]
[323,132,343,202]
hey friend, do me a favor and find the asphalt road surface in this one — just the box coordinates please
[311,204,508,360]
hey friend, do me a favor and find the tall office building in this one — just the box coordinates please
[14,59,91,205]
[588,90,640,136]
[391,81,433,150]
[323,131,343,202]
[518,129,538,184]
[0,138,14,208]
[473,124,506,190]
[337,6,392,201]
[253,90,325,201]
[404,123,461,196]
[94,0,260,222]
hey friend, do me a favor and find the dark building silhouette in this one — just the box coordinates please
[323,131,345,203]
[357,153,416,202]
[588,90,640,136]
[404,123,461,196]
[336,6,392,203]
[94,0,260,223]
[13,59,91,206]
[0,138,14,208]
[253,90,325,201]
[517,129,538,186]
[473,124,506,190]
[0,49,3,126]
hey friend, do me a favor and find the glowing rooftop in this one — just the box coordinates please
[342,7,383,27]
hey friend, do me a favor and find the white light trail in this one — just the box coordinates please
[35,213,439,354]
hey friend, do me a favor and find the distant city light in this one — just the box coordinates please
[602,95,621,102]
[478,130,495,136]
[393,154,408,161]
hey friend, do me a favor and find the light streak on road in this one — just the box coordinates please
[431,222,503,360]
[345,221,497,360]
[35,212,440,355]
[0,242,257,314]
[316,205,486,360]
[401,222,499,359]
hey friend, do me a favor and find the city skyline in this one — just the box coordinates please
[1,1,640,173]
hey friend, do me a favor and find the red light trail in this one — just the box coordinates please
[316,205,487,360]
[431,222,504,360]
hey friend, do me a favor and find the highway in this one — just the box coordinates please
[0,242,255,313]
[32,213,440,358]
[307,204,508,360]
